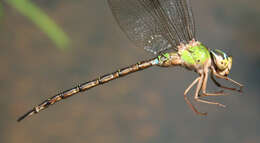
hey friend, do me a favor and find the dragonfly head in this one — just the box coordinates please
[210,49,232,76]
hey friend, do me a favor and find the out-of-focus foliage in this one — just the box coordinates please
[0,3,3,22]
[5,0,70,49]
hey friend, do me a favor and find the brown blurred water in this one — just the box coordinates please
[1,0,260,143]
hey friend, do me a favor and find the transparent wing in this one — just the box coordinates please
[108,0,196,54]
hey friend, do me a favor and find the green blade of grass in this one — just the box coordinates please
[7,0,70,49]
[0,2,3,22]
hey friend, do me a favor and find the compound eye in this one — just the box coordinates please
[210,49,230,71]
[213,49,227,60]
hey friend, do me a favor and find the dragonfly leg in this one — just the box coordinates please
[194,73,226,108]
[201,70,228,97]
[183,76,207,116]
[211,68,243,92]
[211,73,238,92]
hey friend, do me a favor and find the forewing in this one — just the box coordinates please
[108,0,196,55]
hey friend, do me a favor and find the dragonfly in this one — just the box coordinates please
[17,0,243,122]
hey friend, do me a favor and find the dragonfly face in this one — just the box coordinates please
[210,49,232,76]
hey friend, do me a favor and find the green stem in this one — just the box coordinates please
[6,0,70,49]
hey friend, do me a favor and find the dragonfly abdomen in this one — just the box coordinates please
[17,57,158,122]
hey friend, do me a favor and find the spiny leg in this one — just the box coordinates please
[211,73,239,92]
[194,73,226,108]
[201,69,228,97]
[183,77,207,116]
[211,68,243,92]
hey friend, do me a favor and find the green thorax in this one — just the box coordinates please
[180,42,211,67]
[155,41,211,68]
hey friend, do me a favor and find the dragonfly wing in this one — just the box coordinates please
[108,0,196,55]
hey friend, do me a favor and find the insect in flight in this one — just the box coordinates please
[17,0,243,122]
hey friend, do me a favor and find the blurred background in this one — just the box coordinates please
[1,0,260,143]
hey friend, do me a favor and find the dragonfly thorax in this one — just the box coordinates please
[178,40,211,71]
[210,49,232,76]
[157,40,212,72]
